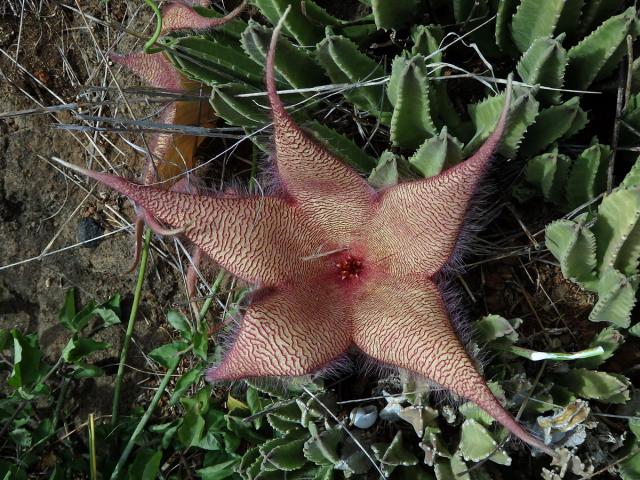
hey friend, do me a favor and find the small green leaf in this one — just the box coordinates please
[621,155,640,188]
[169,37,264,86]
[372,0,422,30]
[593,187,640,277]
[241,21,327,90]
[545,215,598,286]
[304,424,342,465]
[458,402,495,427]
[316,34,391,123]
[304,121,377,172]
[227,393,249,413]
[194,428,223,451]
[412,25,444,60]
[58,289,77,330]
[464,87,539,158]
[245,387,268,429]
[566,7,638,89]
[524,149,572,206]
[68,302,97,333]
[495,0,519,54]
[238,446,261,475]
[589,269,638,328]
[62,338,109,363]
[398,405,439,436]
[520,97,587,157]
[128,449,161,480]
[372,431,418,476]
[334,437,372,476]
[296,0,345,28]
[475,314,521,343]
[72,363,105,379]
[210,83,269,129]
[192,331,208,361]
[196,460,237,480]
[434,460,456,480]
[459,419,512,465]
[511,0,565,53]
[409,127,463,178]
[149,342,185,369]
[178,410,206,448]
[564,368,631,403]
[450,454,471,480]
[93,293,121,327]
[620,444,640,480]
[259,428,308,462]
[252,0,324,45]
[263,436,308,471]
[268,413,300,433]
[245,388,262,415]
[245,378,288,398]
[630,322,640,337]
[516,34,567,104]
[368,151,398,188]
[182,37,263,82]
[58,292,121,334]
[566,143,610,210]
[388,55,436,149]
[8,330,42,389]
[167,310,192,339]
[170,367,203,405]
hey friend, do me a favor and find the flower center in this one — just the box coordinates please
[336,255,363,281]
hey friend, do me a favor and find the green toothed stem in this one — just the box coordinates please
[143,0,163,54]
[111,228,152,425]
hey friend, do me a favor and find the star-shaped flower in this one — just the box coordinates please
[110,50,210,186]
[110,48,211,275]
[109,1,244,273]
[58,14,553,456]
[111,0,246,185]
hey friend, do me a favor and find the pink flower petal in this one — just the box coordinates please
[208,281,351,380]
[161,0,246,34]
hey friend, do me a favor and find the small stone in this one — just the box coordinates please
[76,218,104,249]
[350,405,378,429]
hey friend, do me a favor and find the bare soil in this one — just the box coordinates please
[0,0,181,417]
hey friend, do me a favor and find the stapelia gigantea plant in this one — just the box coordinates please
[50,0,640,477]
[58,7,560,456]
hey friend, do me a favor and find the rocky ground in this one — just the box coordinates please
[0,0,185,415]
